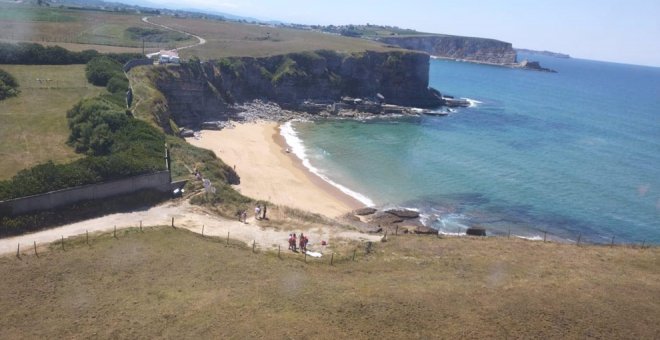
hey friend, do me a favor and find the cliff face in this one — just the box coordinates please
[379,35,517,65]
[149,50,442,128]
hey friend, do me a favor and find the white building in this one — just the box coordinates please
[158,50,180,64]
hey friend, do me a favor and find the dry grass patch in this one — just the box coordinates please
[149,16,399,59]
[0,228,658,339]
[0,64,103,179]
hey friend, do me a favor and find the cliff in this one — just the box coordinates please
[378,35,517,65]
[148,50,443,129]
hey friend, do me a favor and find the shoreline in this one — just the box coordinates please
[186,121,363,218]
[271,124,365,211]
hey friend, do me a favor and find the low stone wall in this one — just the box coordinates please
[123,58,154,73]
[0,171,172,216]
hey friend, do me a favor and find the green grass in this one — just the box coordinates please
[1,228,658,338]
[0,4,196,51]
[0,6,76,22]
[0,64,103,179]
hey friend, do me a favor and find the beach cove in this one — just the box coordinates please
[186,122,363,218]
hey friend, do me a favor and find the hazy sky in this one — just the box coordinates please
[145,0,660,67]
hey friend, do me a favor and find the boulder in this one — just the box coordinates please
[369,213,404,225]
[179,128,195,137]
[354,207,377,216]
[466,227,486,236]
[385,209,420,219]
[414,226,437,235]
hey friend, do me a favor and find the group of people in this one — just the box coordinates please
[288,233,309,252]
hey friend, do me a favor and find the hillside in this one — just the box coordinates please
[0,227,658,338]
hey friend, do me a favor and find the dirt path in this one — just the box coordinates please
[142,16,206,57]
[0,201,379,255]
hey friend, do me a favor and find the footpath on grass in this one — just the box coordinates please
[0,200,379,256]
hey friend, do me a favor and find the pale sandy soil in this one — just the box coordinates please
[0,200,379,256]
[186,121,363,218]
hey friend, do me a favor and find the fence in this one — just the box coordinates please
[0,171,173,216]
[9,216,654,266]
[9,217,381,266]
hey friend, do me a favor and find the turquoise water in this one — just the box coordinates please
[284,55,660,243]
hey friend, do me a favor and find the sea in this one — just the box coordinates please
[281,54,660,244]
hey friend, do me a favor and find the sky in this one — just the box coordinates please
[139,0,660,67]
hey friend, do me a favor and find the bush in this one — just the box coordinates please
[66,96,130,155]
[0,68,20,100]
[106,75,129,94]
[85,56,123,86]
[0,42,143,65]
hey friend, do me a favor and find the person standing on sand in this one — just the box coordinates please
[241,210,247,224]
[255,205,261,220]
[262,204,267,220]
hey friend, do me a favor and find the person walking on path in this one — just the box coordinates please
[241,211,247,224]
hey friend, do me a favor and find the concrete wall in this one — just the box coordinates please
[0,171,172,216]
[123,59,154,73]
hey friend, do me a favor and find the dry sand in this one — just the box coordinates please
[186,122,363,218]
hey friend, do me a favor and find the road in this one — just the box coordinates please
[141,16,206,57]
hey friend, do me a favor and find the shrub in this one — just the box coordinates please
[0,42,143,65]
[85,56,123,86]
[0,68,20,100]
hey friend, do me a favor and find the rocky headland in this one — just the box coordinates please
[377,34,557,73]
[145,49,444,132]
[378,35,517,65]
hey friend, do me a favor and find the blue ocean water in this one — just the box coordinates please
[284,55,660,243]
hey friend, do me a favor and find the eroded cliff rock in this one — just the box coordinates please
[147,50,442,129]
[378,35,517,65]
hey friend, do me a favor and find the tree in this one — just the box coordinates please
[0,68,19,100]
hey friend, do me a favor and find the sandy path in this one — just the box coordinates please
[187,122,362,218]
[0,201,378,256]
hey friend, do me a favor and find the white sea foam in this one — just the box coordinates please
[461,97,482,108]
[280,121,375,207]
[515,235,544,241]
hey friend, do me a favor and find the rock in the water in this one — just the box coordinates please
[385,209,420,219]
[354,207,377,216]
[466,227,486,236]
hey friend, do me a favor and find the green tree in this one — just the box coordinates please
[0,68,19,100]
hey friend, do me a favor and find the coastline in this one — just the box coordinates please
[186,121,363,218]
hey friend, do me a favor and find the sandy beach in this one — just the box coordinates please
[186,122,363,217]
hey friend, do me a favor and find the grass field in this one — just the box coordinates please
[1,227,657,338]
[144,16,398,59]
[0,4,197,51]
[0,64,103,179]
[0,3,401,58]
